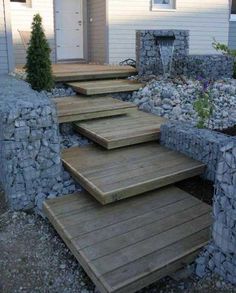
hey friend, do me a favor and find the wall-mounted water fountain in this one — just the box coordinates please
[136,29,234,79]
[155,35,175,77]
[136,30,189,77]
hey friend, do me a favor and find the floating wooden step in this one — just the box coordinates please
[53,96,136,123]
[54,70,137,82]
[44,186,212,293]
[67,80,143,96]
[74,110,166,149]
[53,64,137,82]
[62,143,205,204]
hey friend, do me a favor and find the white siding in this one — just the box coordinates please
[10,0,55,65]
[229,21,236,49]
[0,0,9,74]
[87,0,107,63]
[108,0,230,64]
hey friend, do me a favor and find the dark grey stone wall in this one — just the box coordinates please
[0,76,62,211]
[183,55,234,79]
[136,30,189,76]
[161,121,236,284]
[136,29,234,79]
[160,122,233,181]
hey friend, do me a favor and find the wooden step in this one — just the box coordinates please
[67,80,143,96]
[74,110,166,149]
[62,143,205,205]
[44,187,212,293]
[54,70,137,82]
[53,64,137,82]
[53,96,136,123]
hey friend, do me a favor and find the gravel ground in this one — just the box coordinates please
[1,191,236,293]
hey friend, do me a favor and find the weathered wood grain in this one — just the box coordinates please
[67,80,143,95]
[74,110,166,149]
[43,187,211,293]
[62,143,206,204]
[53,96,136,123]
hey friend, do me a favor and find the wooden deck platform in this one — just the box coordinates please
[62,143,205,205]
[67,80,143,96]
[52,64,137,82]
[43,187,212,293]
[74,110,166,149]
[53,96,136,123]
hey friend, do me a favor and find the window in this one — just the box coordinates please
[10,0,31,8]
[152,0,175,10]
[232,0,236,14]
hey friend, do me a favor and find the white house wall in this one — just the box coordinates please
[10,0,55,65]
[107,0,230,64]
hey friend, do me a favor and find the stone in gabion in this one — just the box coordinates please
[129,78,236,130]
[0,76,82,214]
[136,29,234,79]
[160,122,235,181]
[136,30,189,77]
[161,121,236,285]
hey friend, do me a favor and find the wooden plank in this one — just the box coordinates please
[43,187,212,293]
[67,80,143,95]
[90,213,211,275]
[73,196,202,249]
[52,64,137,74]
[53,96,136,123]
[103,229,210,293]
[78,203,210,260]
[53,187,192,239]
[74,110,166,149]
[53,70,137,82]
[62,143,205,204]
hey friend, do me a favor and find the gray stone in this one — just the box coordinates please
[136,29,234,79]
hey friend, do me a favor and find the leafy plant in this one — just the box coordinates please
[25,14,54,91]
[212,38,236,78]
[193,79,214,129]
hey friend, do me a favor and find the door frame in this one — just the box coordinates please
[53,0,88,63]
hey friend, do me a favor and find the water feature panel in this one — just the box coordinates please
[156,36,176,77]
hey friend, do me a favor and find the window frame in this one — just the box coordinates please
[230,0,236,21]
[151,0,176,11]
[10,0,31,9]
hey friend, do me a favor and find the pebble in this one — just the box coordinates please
[130,77,236,130]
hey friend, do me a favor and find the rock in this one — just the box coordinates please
[172,105,182,116]
[128,77,236,129]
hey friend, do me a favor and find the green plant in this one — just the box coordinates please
[193,79,214,129]
[25,14,54,91]
[212,38,236,78]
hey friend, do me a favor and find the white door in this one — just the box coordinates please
[55,0,84,60]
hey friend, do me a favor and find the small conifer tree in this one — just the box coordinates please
[25,14,54,91]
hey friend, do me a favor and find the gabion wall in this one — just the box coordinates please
[160,122,234,181]
[136,30,234,79]
[0,76,62,211]
[161,121,236,284]
[183,55,234,79]
[136,30,189,76]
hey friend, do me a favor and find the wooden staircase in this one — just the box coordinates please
[45,64,212,293]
